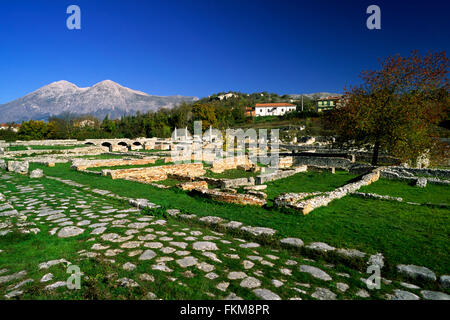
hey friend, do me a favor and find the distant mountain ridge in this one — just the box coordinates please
[0,80,198,122]
[288,92,342,99]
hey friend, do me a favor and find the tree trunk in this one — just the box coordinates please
[371,140,380,165]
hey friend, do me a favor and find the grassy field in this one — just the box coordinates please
[359,179,450,204]
[264,171,358,204]
[1,173,392,300]
[29,162,450,274]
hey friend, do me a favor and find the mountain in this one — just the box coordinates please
[0,80,198,122]
[288,92,341,100]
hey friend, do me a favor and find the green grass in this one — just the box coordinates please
[359,178,450,204]
[265,171,358,204]
[1,173,398,300]
[28,162,450,274]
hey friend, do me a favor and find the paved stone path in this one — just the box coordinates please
[0,172,449,300]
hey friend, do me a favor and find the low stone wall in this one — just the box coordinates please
[4,146,107,157]
[9,139,83,146]
[279,156,293,168]
[255,166,307,185]
[275,168,382,214]
[110,145,128,152]
[220,177,255,189]
[176,181,208,191]
[386,166,450,179]
[71,157,157,170]
[293,156,353,169]
[107,163,206,183]
[6,160,29,174]
[190,188,266,206]
[212,155,252,173]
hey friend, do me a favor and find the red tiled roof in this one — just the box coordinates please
[255,103,296,108]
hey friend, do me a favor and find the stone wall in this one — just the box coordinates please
[176,181,208,191]
[211,155,252,173]
[220,177,255,188]
[107,163,206,183]
[255,166,307,184]
[279,156,293,168]
[71,157,157,171]
[7,161,29,174]
[190,188,266,206]
[292,156,353,169]
[4,146,107,157]
[275,168,382,214]
[9,139,83,146]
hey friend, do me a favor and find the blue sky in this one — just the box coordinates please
[0,0,449,103]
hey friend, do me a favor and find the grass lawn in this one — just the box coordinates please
[359,178,450,204]
[1,172,392,300]
[265,171,358,204]
[29,162,450,274]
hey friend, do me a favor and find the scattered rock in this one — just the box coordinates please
[40,273,54,282]
[139,249,156,261]
[439,275,450,289]
[396,264,436,282]
[228,271,247,280]
[336,282,349,292]
[192,241,219,251]
[117,277,139,288]
[122,262,136,271]
[240,277,261,289]
[29,169,44,178]
[311,287,337,300]
[216,282,229,292]
[280,237,304,248]
[390,289,420,300]
[299,265,332,281]
[306,242,335,253]
[57,226,84,238]
[176,256,198,268]
[415,177,427,188]
[420,290,450,300]
[253,288,281,300]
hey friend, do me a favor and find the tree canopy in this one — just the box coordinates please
[329,51,449,165]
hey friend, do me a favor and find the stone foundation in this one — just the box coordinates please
[72,157,157,171]
[176,181,208,191]
[212,155,253,173]
[107,163,206,183]
[190,188,266,206]
[255,166,307,184]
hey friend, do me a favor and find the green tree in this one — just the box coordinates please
[329,51,449,165]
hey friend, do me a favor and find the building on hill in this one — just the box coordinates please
[316,96,342,112]
[246,103,297,117]
[0,123,20,132]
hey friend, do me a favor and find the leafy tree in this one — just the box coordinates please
[18,120,48,140]
[329,51,449,165]
[192,103,217,130]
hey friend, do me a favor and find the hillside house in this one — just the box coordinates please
[246,103,296,117]
[316,96,342,112]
